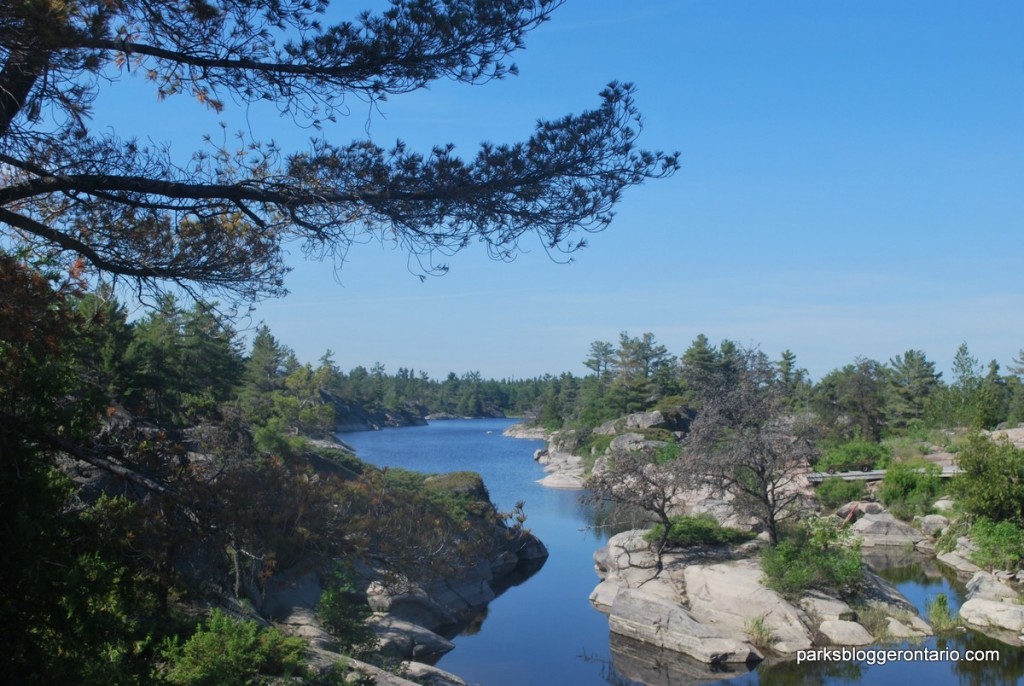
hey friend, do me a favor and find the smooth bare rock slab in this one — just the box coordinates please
[537,472,585,489]
[535,449,585,489]
[684,558,814,654]
[594,531,679,597]
[335,657,422,686]
[937,550,982,575]
[369,615,455,659]
[278,608,338,652]
[401,661,468,686]
[503,424,548,440]
[800,592,855,622]
[819,620,875,646]
[590,579,622,611]
[861,570,916,613]
[967,572,1019,602]
[850,512,926,548]
[368,587,457,630]
[608,588,761,665]
[887,616,930,638]
[933,497,955,512]
[959,598,1024,633]
[596,530,659,580]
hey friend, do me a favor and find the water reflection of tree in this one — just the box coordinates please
[579,647,644,686]
[947,632,1024,686]
[755,657,862,685]
[579,498,653,541]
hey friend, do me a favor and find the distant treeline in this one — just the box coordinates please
[526,332,1024,441]
[78,288,1024,441]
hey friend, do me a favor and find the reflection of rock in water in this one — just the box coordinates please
[609,633,754,686]
[862,548,944,578]
[863,549,956,589]
[457,606,489,636]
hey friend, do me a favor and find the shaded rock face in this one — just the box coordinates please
[595,408,696,436]
[333,398,429,432]
[366,527,549,659]
[369,615,455,659]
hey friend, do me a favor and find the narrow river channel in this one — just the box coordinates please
[341,418,1024,686]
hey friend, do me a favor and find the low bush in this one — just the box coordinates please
[815,477,867,511]
[927,593,959,632]
[968,518,1024,571]
[382,468,491,522]
[161,610,306,686]
[745,615,775,649]
[815,440,891,473]
[761,517,863,599]
[878,460,943,520]
[644,513,754,548]
[317,567,377,657]
[950,434,1024,523]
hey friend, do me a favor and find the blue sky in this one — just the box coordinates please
[97,1,1024,381]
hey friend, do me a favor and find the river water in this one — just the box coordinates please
[341,418,1024,686]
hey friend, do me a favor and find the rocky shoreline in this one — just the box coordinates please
[507,418,1024,681]
[503,422,586,489]
[590,528,932,669]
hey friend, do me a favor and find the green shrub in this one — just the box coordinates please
[161,610,306,686]
[761,517,863,599]
[927,593,959,632]
[816,440,891,473]
[950,434,1024,524]
[878,460,943,520]
[745,615,775,649]
[644,514,754,548]
[652,441,682,464]
[382,468,490,522]
[316,568,377,657]
[815,477,867,510]
[968,518,1024,571]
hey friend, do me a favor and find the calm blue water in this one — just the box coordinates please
[342,419,1024,686]
[342,418,617,685]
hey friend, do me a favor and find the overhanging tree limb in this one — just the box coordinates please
[1,1,678,303]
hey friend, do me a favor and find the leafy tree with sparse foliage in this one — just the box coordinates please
[688,347,817,545]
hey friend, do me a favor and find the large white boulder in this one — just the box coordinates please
[850,512,927,548]
[608,588,761,665]
[959,598,1024,634]
[683,558,814,654]
[819,619,875,646]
